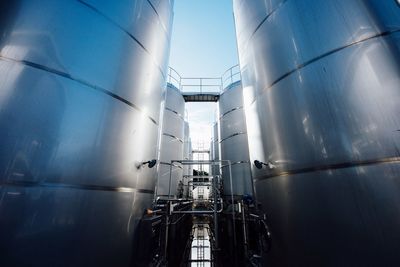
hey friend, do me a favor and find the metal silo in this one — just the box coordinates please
[157,84,185,198]
[234,0,400,265]
[0,1,173,266]
[219,81,252,197]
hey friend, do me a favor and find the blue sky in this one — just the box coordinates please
[169,0,239,148]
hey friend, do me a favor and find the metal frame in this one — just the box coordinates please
[157,159,237,265]
[221,64,241,90]
[167,64,241,94]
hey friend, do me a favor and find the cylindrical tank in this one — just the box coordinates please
[0,1,173,266]
[157,84,185,198]
[218,81,252,197]
[234,0,400,265]
[211,121,220,176]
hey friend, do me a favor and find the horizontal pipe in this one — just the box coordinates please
[171,200,223,214]
[171,210,217,214]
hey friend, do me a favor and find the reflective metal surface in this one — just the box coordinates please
[157,84,185,197]
[234,0,400,265]
[219,81,252,197]
[0,0,173,266]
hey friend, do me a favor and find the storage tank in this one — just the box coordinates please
[0,1,173,266]
[157,84,185,198]
[218,81,252,197]
[234,0,400,265]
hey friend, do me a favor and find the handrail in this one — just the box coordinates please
[221,64,241,90]
[168,67,182,89]
[181,77,222,94]
[167,64,241,94]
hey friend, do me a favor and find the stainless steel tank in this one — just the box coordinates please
[234,0,400,265]
[0,1,173,266]
[218,81,252,197]
[157,84,185,198]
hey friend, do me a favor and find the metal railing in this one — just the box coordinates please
[181,77,222,94]
[167,64,241,94]
[221,64,241,90]
[168,67,182,89]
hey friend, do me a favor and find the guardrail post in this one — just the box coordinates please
[230,67,233,85]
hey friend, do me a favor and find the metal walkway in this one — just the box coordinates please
[183,92,220,102]
[167,65,241,102]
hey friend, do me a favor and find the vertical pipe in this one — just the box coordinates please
[213,173,219,249]
[164,201,171,264]
[241,200,248,257]
[168,162,173,199]
[228,160,238,266]
[230,67,233,85]
[248,162,256,202]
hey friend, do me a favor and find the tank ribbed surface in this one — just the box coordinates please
[218,81,252,197]
[0,1,173,266]
[234,0,400,265]
[157,84,185,197]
